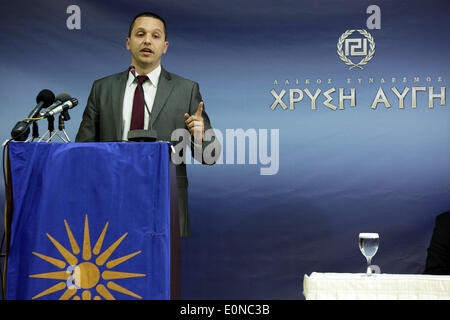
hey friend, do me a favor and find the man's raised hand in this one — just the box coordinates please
[184,101,205,143]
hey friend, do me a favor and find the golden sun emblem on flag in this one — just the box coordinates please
[29,215,145,300]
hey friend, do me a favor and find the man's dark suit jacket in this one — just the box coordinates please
[424,211,450,275]
[75,67,220,237]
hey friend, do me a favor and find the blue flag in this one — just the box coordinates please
[6,142,171,300]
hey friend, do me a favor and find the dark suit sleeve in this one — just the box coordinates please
[424,212,450,275]
[188,82,222,165]
[75,81,100,142]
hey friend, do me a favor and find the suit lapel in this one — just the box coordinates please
[111,70,128,140]
[150,67,175,128]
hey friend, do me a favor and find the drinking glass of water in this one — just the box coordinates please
[359,233,379,276]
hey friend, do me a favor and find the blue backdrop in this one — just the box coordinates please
[0,0,449,299]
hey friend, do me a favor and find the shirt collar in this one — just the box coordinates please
[127,64,161,88]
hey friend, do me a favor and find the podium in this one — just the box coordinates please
[3,142,180,300]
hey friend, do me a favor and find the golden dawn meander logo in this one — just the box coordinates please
[29,215,145,300]
[337,29,375,70]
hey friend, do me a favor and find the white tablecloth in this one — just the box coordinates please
[303,272,450,300]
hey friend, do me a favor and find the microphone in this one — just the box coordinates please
[11,89,55,141]
[27,89,55,119]
[42,98,78,118]
[40,92,72,116]
[10,121,30,141]
[127,66,157,142]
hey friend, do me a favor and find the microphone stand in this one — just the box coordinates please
[46,112,71,143]
[38,116,55,142]
[58,111,71,142]
[25,121,40,142]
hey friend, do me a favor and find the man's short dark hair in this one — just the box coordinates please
[128,12,167,39]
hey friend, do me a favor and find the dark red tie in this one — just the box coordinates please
[130,75,149,130]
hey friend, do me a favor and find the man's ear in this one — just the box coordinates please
[126,37,131,51]
[163,41,169,54]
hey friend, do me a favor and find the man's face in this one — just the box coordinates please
[126,17,168,72]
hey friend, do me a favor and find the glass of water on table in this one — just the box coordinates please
[359,233,379,276]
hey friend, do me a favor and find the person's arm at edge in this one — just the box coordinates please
[75,81,100,142]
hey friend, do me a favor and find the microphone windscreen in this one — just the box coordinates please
[36,89,55,108]
[11,121,30,141]
[55,92,72,103]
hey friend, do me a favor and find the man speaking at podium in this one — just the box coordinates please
[75,12,221,237]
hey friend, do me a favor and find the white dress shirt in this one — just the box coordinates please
[121,65,161,141]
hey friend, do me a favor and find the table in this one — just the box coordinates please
[303,272,450,300]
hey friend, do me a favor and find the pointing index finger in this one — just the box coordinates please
[194,101,204,117]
